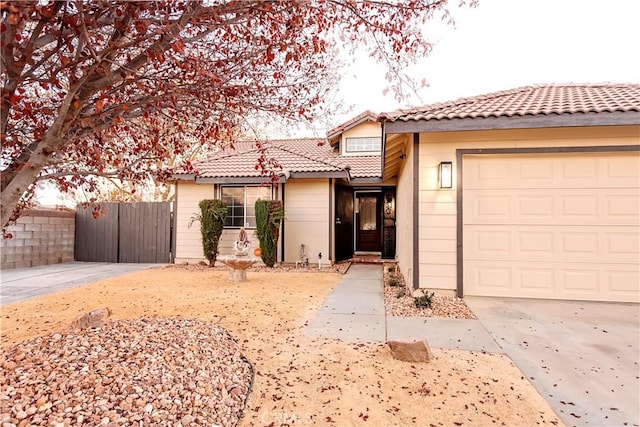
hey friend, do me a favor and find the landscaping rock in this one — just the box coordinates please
[383,266,476,319]
[0,317,254,426]
[388,339,434,363]
[67,307,112,331]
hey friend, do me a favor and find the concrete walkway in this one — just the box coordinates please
[305,264,502,353]
[1,262,162,305]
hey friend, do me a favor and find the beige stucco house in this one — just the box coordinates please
[381,83,640,303]
[173,111,397,267]
[173,83,639,303]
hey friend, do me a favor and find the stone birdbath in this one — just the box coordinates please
[218,228,259,282]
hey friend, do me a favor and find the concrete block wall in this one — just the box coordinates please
[1,208,75,269]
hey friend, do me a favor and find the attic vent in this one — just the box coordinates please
[345,137,381,153]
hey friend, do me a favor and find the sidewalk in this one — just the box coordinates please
[1,262,161,305]
[305,264,502,353]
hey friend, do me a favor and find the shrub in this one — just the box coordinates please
[255,199,284,267]
[414,289,435,309]
[189,199,227,266]
[387,276,400,287]
[396,289,406,298]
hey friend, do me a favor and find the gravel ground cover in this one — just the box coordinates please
[383,266,476,319]
[174,261,351,275]
[0,317,253,426]
[0,267,561,426]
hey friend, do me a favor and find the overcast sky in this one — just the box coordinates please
[328,0,640,128]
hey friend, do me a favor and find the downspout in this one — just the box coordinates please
[328,178,333,263]
[280,183,285,263]
[412,133,420,290]
[456,150,464,297]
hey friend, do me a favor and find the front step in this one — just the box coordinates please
[349,255,394,264]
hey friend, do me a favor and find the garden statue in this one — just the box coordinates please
[218,227,258,282]
[233,227,251,256]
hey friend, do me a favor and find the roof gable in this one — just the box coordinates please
[327,110,379,143]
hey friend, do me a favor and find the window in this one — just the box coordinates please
[345,137,381,153]
[221,185,272,228]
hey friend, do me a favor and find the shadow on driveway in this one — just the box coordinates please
[466,296,640,427]
[1,262,162,305]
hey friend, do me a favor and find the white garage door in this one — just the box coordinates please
[463,151,640,302]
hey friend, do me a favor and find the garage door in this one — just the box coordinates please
[463,151,639,302]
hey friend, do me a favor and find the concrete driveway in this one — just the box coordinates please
[1,262,162,305]
[466,297,640,427]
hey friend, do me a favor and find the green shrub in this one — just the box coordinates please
[396,289,406,298]
[255,199,284,267]
[189,199,227,266]
[414,289,435,309]
[387,276,400,287]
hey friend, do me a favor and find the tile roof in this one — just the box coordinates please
[342,156,383,179]
[178,138,381,180]
[380,83,640,122]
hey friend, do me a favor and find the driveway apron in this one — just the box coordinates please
[466,296,640,427]
[1,262,161,305]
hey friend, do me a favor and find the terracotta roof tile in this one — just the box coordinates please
[380,83,640,122]
[342,156,383,178]
[180,138,381,180]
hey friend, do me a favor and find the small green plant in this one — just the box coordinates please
[387,276,400,287]
[189,199,227,266]
[414,289,435,309]
[396,289,406,298]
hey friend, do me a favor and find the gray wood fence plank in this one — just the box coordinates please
[76,202,170,264]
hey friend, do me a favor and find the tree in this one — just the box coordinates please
[1,0,467,227]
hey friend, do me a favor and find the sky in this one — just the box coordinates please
[327,0,640,129]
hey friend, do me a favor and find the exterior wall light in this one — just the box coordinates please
[439,161,453,189]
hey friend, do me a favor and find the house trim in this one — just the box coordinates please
[173,174,196,181]
[281,183,286,263]
[412,133,420,290]
[455,144,640,298]
[385,112,639,134]
[349,177,384,184]
[196,177,285,184]
[288,171,348,179]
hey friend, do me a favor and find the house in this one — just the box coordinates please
[173,110,397,267]
[381,83,640,303]
[173,82,639,303]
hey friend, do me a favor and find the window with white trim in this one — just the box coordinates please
[345,137,382,153]
[221,185,272,228]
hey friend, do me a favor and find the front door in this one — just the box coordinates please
[355,192,382,252]
[335,186,354,261]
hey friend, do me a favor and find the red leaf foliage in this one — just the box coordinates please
[1,0,467,226]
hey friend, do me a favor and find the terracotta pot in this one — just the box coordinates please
[254,247,262,257]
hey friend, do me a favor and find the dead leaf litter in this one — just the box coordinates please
[0,267,561,426]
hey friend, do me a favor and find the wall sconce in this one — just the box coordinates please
[384,191,395,218]
[439,161,453,189]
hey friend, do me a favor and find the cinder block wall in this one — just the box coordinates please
[1,208,75,269]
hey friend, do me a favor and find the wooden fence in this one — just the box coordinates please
[75,202,173,263]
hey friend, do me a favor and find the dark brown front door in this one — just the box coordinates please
[355,193,382,252]
[335,186,354,261]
